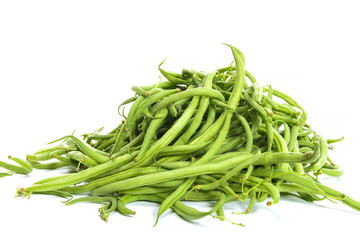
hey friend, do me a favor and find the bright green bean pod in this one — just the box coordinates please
[271,89,307,127]
[135,107,168,162]
[19,151,139,195]
[327,136,344,144]
[197,150,261,192]
[312,134,328,172]
[66,196,117,222]
[92,152,255,194]
[287,125,299,152]
[151,87,225,114]
[191,104,216,140]
[154,176,194,226]
[48,135,110,164]
[157,141,212,158]
[320,164,344,177]
[0,171,13,178]
[32,162,71,170]
[175,72,216,145]
[0,156,33,175]
[64,167,162,194]
[27,149,70,162]
[66,151,99,166]
[158,59,191,85]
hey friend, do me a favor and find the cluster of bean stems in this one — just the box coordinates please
[2,44,359,225]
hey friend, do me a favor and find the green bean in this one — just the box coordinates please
[257,191,268,202]
[0,156,33,175]
[19,151,139,195]
[66,151,99,166]
[117,96,138,112]
[0,171,13,178]
[191,104,217,140]
[327,136,344,144]
[27,149,71,163]
[86,133,115,143]
[270,89,307,127]
[235,114,253,153]
[150,87,225,114]
[135,107,168,162]
[245,189,256,213]
[66,196,117,222]
[96,137,116,151]
[158,59,191,85]
[48,135,110,164]
[151,179,184,188]
[154,175,194,225]
[138,80,177,91]
[121,186,175,195]
[83,127,105,144]
[298,124,312,137]
[167,103,178,117]
[320,164,344,177]
[244,90,273,152]
[272,113,300,126]
[277,104,300,118]
[196,150,261,192]
[131,86,148,96]
[109,123,128,156]
[125,95,145,138]
[156,161,190,170]
[182,68,205,79]
[32,190,74,201]
[287,125,299,152]
[32,162,72,170]
[175,72,216,144]
[195,175,238,198]
[293,141,305,174]
[110,133,144,159]
[157,141,212,158]
[64,167,162,194]
[261,94,279,111]
[262,149,311,164]
[282,122,291,145]
[312,134,328,172]
[92,152,256,194]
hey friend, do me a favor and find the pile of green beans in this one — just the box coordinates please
[3,44,359,226]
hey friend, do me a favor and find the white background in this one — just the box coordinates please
[0,0,359,239]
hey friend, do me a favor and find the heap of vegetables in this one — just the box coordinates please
[1,44,358,226]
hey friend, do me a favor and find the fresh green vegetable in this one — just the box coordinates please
[3,44,357,226]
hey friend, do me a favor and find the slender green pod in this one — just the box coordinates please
[92,152,255,194]
[18,151,139,195]
[0,156,33,175]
